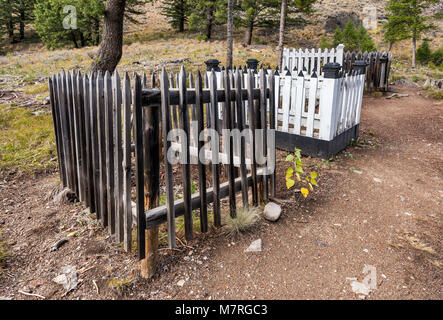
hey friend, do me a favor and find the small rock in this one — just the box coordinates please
[263,202,282,222]
[373,178,382,183]
[316,241,328,247]
[403,212,412,216]
[400,195,405,202]
[177,280,185,287]
[352,169,362,174]
[363,249,369,253]
[245,239,262,252]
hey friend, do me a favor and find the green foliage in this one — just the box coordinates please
[285,148,318,198]
[34,0,105,49]
[431,48,443,67]
[384,0,438,45]
[319,35,331,49]
[333,20,376,52]
[161,0,190,32]
[416,40,432,65]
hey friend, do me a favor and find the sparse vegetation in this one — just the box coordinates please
[0,104,56,173]
[224,207,260,237]
[285,148,318,198]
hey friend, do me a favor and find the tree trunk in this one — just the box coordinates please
[19,9,25,40]
[93,18,100,46]
[71,31,79,49]
[91,0,126,74]
[8,19,14,42]
[411,37,416,68]
[388,42,393,52]
[178,0,185,32]
[244,19,254,46]
[205,2,214,40]
[277,0,288,70]
[226,0,234,68]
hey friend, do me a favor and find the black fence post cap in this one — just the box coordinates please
[246,58,259,70]
[205,59,221,72]
[353,60,368,75]
[323,62,341,79]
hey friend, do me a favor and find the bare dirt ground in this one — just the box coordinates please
[0,84,441,300]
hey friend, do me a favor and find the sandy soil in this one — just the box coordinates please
[0,84,441,300]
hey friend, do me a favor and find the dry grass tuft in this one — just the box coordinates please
[399,233,437,255]
[224,207,261,237]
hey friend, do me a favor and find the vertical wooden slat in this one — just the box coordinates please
[83,74,95,213]
[160,68,176,249]
[59,72,73,189]
[122,73,132,252]
[235,70,249,208]
[48,76,65,186]
[75,72,87,203]
[246,70,258,206]
[113,71,124,241]
[281,70,291,132]
[89,73,100,219]
[267,70,276,198]
[104,71,116,234]
[209,70,221,226]
[66,71,79,195]
[97,71,108,227]
[259,69,268,201]
[178,66,193,240]
[133,73,146,257]
[306,72,318,137]
[223,70,236,218]
[293,71,305,135]
[195,71,208,232]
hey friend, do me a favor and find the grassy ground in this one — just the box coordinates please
[0,104,56,174]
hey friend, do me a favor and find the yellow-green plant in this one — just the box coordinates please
[285,148,318,198]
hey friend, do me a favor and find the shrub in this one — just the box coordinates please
[431,48,443,67]
[416,41,432,65]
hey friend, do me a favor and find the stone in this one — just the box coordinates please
[245,239,262,252]
[177,279,185,287]
[263,202,282,222]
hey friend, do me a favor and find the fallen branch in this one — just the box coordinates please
[18,290,46,299]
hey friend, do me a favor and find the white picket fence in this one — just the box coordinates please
[207,67,365,143]
[282,44,345,75]
[273,68,365,141]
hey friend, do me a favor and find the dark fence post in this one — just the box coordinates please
[141,82,160,278]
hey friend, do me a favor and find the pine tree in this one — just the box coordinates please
[13,0,36,41]
[34,0,105,49]
[333,20,376,52]
[161,0,190,32]
[384,0,438,68]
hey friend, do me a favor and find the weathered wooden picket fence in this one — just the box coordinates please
[282,44,392,92]
[48,66,276,263]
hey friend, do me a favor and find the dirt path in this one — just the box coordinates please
[0,84,441,300]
